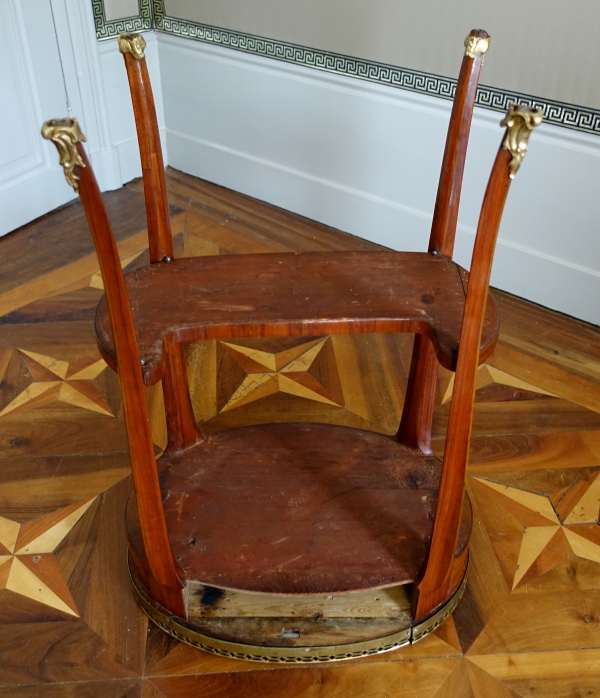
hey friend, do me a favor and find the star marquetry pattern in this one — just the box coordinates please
[0,349,112,417]
[473,478,600,589]
[0,499,96,616]
[442,364,556,404]
[218,337,344,412]
[551,470,600,524]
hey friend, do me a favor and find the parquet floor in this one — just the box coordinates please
[1,168,600,697]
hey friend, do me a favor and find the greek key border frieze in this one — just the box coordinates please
[92,0,152,41]
[92,0,600,136]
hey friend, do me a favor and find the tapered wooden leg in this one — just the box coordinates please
[162,336,204,455]
[129,545,186,618]
[412,503,470,622]
[396,335,438,455]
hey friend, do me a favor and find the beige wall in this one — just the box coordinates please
[165,0,600,110]
[104,0,139,21]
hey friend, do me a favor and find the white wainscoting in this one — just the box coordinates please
[158,33,600,325]
[97,31,167,186]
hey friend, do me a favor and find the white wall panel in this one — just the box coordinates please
[0,0,75,237]
[0,11,42,184]
[159,34,600,324]
[97,32,167,184]
[0,7,167,237]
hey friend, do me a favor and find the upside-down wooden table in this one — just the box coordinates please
[40,28,543,662]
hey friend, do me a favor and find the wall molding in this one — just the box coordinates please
[91,0,600,137]
[91,0,152,40]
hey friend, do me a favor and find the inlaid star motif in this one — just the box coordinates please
[0,499,96,616]
[473,478,600,590]
[218,337,344,413]
[551,470,600,524]
[442,364,555,404]
[0,349,112,417]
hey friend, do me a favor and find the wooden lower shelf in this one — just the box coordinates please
[127,423,472,595]
[127,422,472,660]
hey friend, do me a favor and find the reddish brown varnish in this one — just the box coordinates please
[414,146,514,619]
[127,423,471,595]
[51,28,517,626]
[63,121,513,625]
[74,145,185,615]
[398,28,490,457]
[161,335,204,452]
[95,251,500,383]
[121,50,173,263]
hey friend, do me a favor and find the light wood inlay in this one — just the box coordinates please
[0,516,20,554]
[473,479,559,523]
[513,526,559,589]
[15,498,96,554]
[5,556,79,617]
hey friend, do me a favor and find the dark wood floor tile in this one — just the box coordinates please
[466,466,600,498]
[144,638,264,678]
[496,289,600,375]
[0,342,31,414]
[0,453,130,520]
[457,431,600,474]
[141,680,169,698]
[489,344,600,415]
[0,406,129,458]
[60,477,147,674]
[0,589,77,625]
[0,288,103,326]
[0,680,141,698]
[474,382,555,404]
[0,188,162,294]
[157,168,382,253]
[0,319,97,349]
[434,398,600,440]
[186,210,291,254]
[149,658,459,698]
[0,621,139,685]
[143,625,181,677]
[54,496,102,587]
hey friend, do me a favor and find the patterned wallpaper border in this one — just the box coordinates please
[93,0,600,136]
[92,0,152,40]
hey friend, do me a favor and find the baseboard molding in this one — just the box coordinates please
[161,34,600,325]
[166,128,432,250]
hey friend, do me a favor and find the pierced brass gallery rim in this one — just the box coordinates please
[130,566,467,663]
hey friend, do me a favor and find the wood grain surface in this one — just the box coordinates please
[1,168,599,696]
[94,251,500,382]
[127,423,470,595]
